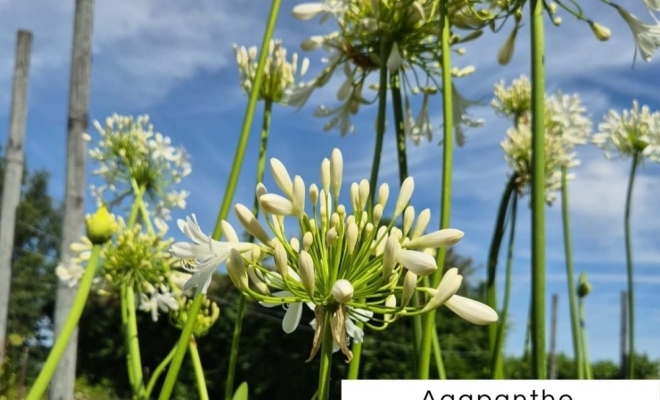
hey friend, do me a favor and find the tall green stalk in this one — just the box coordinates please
[529,0,547,379]
[124,285,146,398]
[158,1,282,397]
[491,192,518,378]
[145,345,176,398]
[317,310,334,400]
[224,99,273,399]
[26,246,102,400]
[189,337,210,400]
[560,165,584,379]
[418,0,453,378]
[578,297,593,380]
[624,151,639,379]
[390,71,408,185]
[350,40,390,380]
[486,174,517,378]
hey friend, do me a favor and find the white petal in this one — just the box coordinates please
[345,318,365,343]
[404,229,464,250]
[283,302,303,333]
[396,249,437,276]
[445,295,498,325]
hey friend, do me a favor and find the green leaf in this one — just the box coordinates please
[232,382,248,400]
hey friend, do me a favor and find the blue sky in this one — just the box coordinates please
[1,0,658,364]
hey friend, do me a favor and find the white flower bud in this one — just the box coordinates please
[373,204,383,225]
[411,208,431,239]
[290,237,300,252]
[309,183,319,208]
[292,175,306,219]
[301,35,325,51]
[228,249,248,290]
[248,265,270,295]
[387,42,402,73]
[384,294,397,322]
[396,249,437,276]
[331,279,354,303]
[445,295,498,325]
[270,158,293,198]
[256,183,268,199]
[383,235,399,282]
[303,231,313,251]
[235,204,271,245]
[221,220,239,242]
[422,268,462,312]
[404,229,464,250]
[346,222,358,254]
[394,177,415,218]
[298,250,316,298]
[260,194,295,216]
[292,3,325,20]
[274,242,288,279]
[377,183,389,207]
[403,206,415,237]
[321,158,331,194]
[330,148,343,199]
[401,271,417,308]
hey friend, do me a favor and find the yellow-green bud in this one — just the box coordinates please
[578,272,591,298]
[589,22,611,42]
[85,205,117,244]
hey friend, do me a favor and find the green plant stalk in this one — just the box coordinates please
[145,345,177,398]
[121,285,136,392]
[486,174,517,378]
[578,298,592,379]
[491,193,518,378]
[159,1,282,397]
[560,165,584,379]
[624,151,639,379]
[224,99,273,399]
[366,39,390,216]
[431,328,447,379]
[26,245,102,400]
[390,71,408,185]
[529,0,547,379]
[127,183,146,228]
[124,284,146,398]
[317,310,334,400]
[190,337,209,400]
[347,300,366,380]
[418,1,453,378]
[158,294,204,400]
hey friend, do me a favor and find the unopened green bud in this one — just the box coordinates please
[172,296,221,337]
[85,205,117,244]
[578,272,591,298]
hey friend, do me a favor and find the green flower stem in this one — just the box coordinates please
[487,173,517,379]
[624,151,639,379]
[160,1,282,397]
[347,299,366,380]
[578,298,593,380]
[419,2,454,378]
[211,2,281,240]
[145,345,177,398]
[560,165,584,379]
[121,286,136,391]
[317,309,334,400]
[367,39,390,217]
[530,0,547,379]
[138,201,154,235]
[225,99,273,399]
[124,285,146,397]
[189,337,209,400]
[390,71,408,185]
[127,184,146,228]
[491,192,518,378]
[431,328,446,379]
[158,294,204,400]
[26,246,102,400]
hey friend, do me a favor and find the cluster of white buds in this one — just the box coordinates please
[171,148,497,362]
[494,76,593,204]
[287,0,489,141]
[87,114,191,223]
[233,39,310,104]
[593,100,660,162]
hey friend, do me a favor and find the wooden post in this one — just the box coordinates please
[620,291,628,379]
[0,30,32,366]
[50,0,94,398]
[548,293,558,379]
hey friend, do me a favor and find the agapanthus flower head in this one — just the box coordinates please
[171,148,497,362]
[234,39,310,103]
[171,296,220,337]
[592,100,660,162]
[102,221,177,290]
[89,114,191,221]
[491,75,531,123]
[138,283,180,322]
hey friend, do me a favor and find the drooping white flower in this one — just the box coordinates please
[615,5,660,62]
[55,260,85,288]
[170,215,255,295]
[139,285,180,322]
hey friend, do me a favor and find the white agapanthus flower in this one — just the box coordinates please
[55,260,85,288]
[139,284,180,322]
[614,5,660,62]
[171,148,498,362]
[592,100,660,162]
